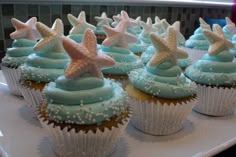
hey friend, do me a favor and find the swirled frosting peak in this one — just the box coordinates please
[44,29,126,124]
[185,24,236,86]
[185,17,211,50]
[20,19,69,82]
[129,27,196,99]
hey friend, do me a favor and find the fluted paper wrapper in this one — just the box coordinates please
[181,47,207,64]
[19,83,44,113]
[38,115,130,157]
[193,84,236,116]
[1,65,22,96]
[129,97,197,135]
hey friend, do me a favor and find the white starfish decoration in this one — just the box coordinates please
[199,17,211,30]
[94,12,113,26]
[63,29,115,79]
[140,17,157,35]
[152,18,165,35]
[68,11,96,35]
[10,17,41,41]
[149,27,188,67]
[154,16,161,24]
[225,17,236,35]
[203,24,234,56]
[112,10,138,28]
[34,18,65,53]
[102,21,137,48]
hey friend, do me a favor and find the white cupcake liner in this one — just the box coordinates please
[1,65,22,96]
[180,47,207,64]
[129,97,197,135]
[38,113,130,157]
[193,84,236,116]
[19,83,44,113]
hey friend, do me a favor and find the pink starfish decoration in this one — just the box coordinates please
[10,17,41,41]
[113,10,138,28]
[63,29,115,79]
[225,17,236,35]
[102,21,137,48]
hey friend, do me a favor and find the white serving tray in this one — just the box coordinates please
[0,72,236,157]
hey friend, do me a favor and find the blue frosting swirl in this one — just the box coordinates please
[185,27,209,50]
[101,46,143,75]
[129,61,196,99]
[185,50,236,86]
[44,74,126,124]
[2,39,37,67]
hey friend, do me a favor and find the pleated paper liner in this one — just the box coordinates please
[126,84,197,135]
[193,84,236,116]
[1,65,22,96]
[37,104,131,157]
[19,80,46,114]
[180,47,207,64]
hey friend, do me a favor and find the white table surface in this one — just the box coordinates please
[0,71,236,157]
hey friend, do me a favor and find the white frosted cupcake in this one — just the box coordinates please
[126,27,197,135]
[185,24,236,116]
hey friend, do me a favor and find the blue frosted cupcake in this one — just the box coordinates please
[185,24,236,116]
[38,29,130,157]
[19,19,69,111]
[126,27,197,135]
[1,17,40,96]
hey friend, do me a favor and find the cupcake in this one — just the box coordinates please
[185,24,236,116]
[184,18,210,63]
[38,29,130,157]
[222,17,236,41]
[141,21,190,70]
[19,19,69,112]
[126,27,197,135]
[67,11,96,43]
[94,12,113,44]
[100,20,143,84]
[1,17,40,96]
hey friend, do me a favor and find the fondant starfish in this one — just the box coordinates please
[111,14,121,27]
[199,17,211,30]
[152,18,165,35]
[203,24,234,56]
[102,21,137,48]
[149,27,188,67]
[225,17,236,35]
[34,18,65,53]
[68,11,96,35]
[113,10,138,28]
[10,17,41,41]
[154,16,161,24]
[94,12,113,26]
[63,29,115,79]
[140,17,157,35]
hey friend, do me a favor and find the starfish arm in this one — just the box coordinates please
[199,18,211,30]
[102,34,120,47]
[226,17,234,25]
[155,16,160,23]
[172,21,180,32]
[82,29,97,57]
[203,29,221,44]
[78,11,86,22]
[135,16,141,23]
[36,22,54,38]
[176,48,188,59]
[62,37,87,59]
[67,14,79,27]
[166,27,177,51]
[113,16,122,23]
[10,28,28,39]
[124,32,137,43]
[208,42,225,56]
[34,37,55,52]
[149,52,170,66]
[11,18,26,29]
[97,53,115,68]
[150,33,169,52]
[87,23,96,31]
[65,60,89,79]
[26,17,37,26]
[213,24,225,37]
[103,25,117,37]
[161,19,170,30]
[89,64,103,78]
[52,19,64,36]
[226,25,236,35]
